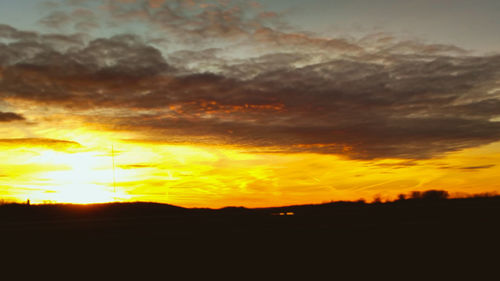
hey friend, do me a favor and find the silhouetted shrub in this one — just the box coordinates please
[372,195,383,204]
[410,190,449,200]
[471,192,498,198]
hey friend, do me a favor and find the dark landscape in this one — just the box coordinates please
[2,1,500,274]
[2,191,500,274]
[2,191,500,252]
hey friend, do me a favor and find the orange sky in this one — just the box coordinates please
[1,0,499,207]
[1,121,499,207]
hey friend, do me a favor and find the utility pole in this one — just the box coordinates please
[112,144,116,194]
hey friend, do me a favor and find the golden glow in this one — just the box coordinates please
[1,124,500,207]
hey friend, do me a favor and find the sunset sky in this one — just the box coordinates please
[0,0,499,207]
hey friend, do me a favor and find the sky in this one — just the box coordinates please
[0,0,499,207]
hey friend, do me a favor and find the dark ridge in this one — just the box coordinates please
[2,192,500,268]
[1,192,499,227]
[0,201,188,221]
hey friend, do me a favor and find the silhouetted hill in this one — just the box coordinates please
[0,201,187,221]
[2,194,500,240]
[2,192,500,269]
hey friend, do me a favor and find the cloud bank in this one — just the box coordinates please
[1,1,500,160]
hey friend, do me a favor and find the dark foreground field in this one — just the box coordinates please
[1,195,500,270]
[2,196,500,244]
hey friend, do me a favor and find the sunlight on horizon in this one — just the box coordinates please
[1,133,499,207]
[13,149,131,204]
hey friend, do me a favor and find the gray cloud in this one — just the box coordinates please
[38,11,72,29]
[38,8,101,32]
[1,24,500,159]
[0,24,38,41]
[103,0,277,41]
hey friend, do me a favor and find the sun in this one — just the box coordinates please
[25,149,130,204]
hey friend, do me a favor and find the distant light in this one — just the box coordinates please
[272,211,295,216]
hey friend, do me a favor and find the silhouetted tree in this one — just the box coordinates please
[410,190,449,200]
[373,195,383,204]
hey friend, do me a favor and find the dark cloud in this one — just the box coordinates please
[0,111,25,122]
[0,138,82,151]
[373,161,417,169]
[0,26,170,107]
[0,24,38,41]
[460,165,496,170]
[1,24,500,159]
